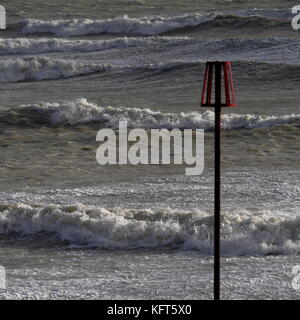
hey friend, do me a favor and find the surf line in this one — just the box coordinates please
[96,120,204,175]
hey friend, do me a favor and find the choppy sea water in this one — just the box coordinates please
[0,0,299,299]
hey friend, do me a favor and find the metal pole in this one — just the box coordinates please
[214,62,222,301]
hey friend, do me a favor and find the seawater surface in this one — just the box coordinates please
[0,0,299,300]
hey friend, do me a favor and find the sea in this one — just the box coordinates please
[0,0,299,300]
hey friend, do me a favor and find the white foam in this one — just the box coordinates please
[19,10,289,37]
[20,13,213,36]
[0,57,109,82]
[0,36,191,55]
[1,37,295,64]
[0,203,299,255]
[0,57,199,83]
[22,98,300,129]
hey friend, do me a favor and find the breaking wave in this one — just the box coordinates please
[17,98,300,129]
[0,36,191,55]
[19,13,213,36]
[0,203,299,255]
[19,10,288,36]
[0,57,110,82]
[1,37,299,67]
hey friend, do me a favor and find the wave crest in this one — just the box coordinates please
[19,11,288,36]
[0,57,109,82]
[20,13,212,36]
[0,36,191,55]
[0,203,299,255]
[20,98,300,129]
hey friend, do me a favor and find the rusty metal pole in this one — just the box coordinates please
[214,62,222,301]
[201,61,236,300]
